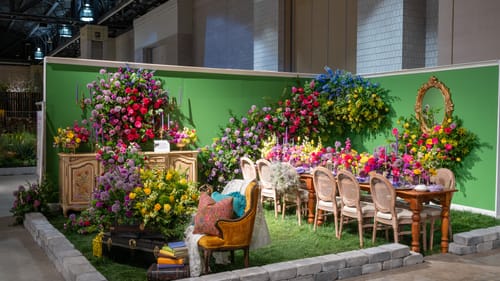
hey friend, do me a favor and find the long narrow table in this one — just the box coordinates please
[301,173,456,253]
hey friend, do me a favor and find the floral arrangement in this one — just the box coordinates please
[131,168,199,238]
[198,110,266,189]
[96,139,144,168]
[10,181,51,224]
[393,110,479,181]
[53,121,90,152]
[168,124,197,147]
[260,135,326,168]
[269,161,301,194]
[83,66,171,146]
[314,67,393,138]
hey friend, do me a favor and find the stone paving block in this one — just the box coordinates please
[476,241,494,252]
[66,262,96,281]
[493,239,500,249]
[287,275,314,281]
[197,271,239,281]
[478,228,499,242]
[453,231,483,246]
[319,253,346,272]
[232,266,270,281]
[315,270,338,281]
[292,257,322,276]
[379,243,409,258]
[403,251,424,265]
[75,271,107,281]
[448,242,475,255]
[362,262,382,275]
[262,261,297,280]
[337,250,369,267]
[360,246,391,263]
[337,265,362,279]
[382,258,403,270]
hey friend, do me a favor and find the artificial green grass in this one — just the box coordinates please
[48,207,500,281]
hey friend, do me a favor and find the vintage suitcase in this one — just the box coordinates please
[101,229,167,268]
[146,263,190,281]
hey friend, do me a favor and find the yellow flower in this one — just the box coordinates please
[154,203,161,211]
[66,131,74,139]
[163,204,171,213]
[179,178,187,185]
[165,171,173,181]
[129,192,136,200]
[169,195,175,203]
[144,188,151,195]
[413,169,421,175]
[456,157,461,162]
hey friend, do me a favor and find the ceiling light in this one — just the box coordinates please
[59,25,72,37]
[80,3,94,22]
[34,48,44,60]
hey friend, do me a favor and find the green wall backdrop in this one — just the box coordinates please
[44,58,309,197]
[44,58,499,216]
[365,64,499,213]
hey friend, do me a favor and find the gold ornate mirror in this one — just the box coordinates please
[415,76,454,134]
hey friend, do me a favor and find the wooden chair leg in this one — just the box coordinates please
[203,249,212,274]
[243,247,250,267]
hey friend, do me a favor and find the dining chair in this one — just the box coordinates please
[336,169,375,248]
[312,166,340,238]
[240,156,257,181]
[256,159,280,218]
[369,173,427,250]
[277,162,308,226]
[423,168,456,250]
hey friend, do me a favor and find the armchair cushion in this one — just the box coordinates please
[211,191,246,217]
[193,192,234,237]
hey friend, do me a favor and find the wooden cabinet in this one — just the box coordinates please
[58,153,101,216]
[58,151,199,216]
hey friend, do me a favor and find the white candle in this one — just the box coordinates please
[167,113,170,129]
[161,112,164,130]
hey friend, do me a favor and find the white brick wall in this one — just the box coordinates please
[253,0,279,71]
[193,0,254,69]
[357,0,404,74]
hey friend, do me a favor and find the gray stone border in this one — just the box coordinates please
[24,212,427,281]
[24,213,106,281]
[448,225,500,255]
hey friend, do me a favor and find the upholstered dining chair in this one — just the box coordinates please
[423,168,456,250]
[336,170,375,248]
[256,159,280,218]
[240,156,257,181]
[369,173,427,250]
[197,180,260,273]
[312,166,341,238]
[279,162,309,226]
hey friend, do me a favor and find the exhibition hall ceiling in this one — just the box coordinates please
[0,0,169,64]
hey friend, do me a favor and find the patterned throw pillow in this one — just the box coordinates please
[211,191,247,218]
[193,192,234,237]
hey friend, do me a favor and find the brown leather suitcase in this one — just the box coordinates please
[146,263,190,281]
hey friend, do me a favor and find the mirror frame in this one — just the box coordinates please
[415,76,454,134]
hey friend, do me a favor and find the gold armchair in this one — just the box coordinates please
[197,180,261,273]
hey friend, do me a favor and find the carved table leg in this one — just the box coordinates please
[440,193,452,253]
[409,199,422,252]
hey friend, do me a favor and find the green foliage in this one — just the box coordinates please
[0,131,37,167]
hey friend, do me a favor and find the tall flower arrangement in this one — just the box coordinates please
[315,67,393,138]
[83,67,170,146]
[198,110,266,190]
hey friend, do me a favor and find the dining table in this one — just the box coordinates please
[300,173,456,253]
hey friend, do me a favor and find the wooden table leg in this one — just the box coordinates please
[300,175,318,224]
[409,199,422,252]
[440,193,452,253]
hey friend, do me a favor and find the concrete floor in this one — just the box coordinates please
[0,174,64,281]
